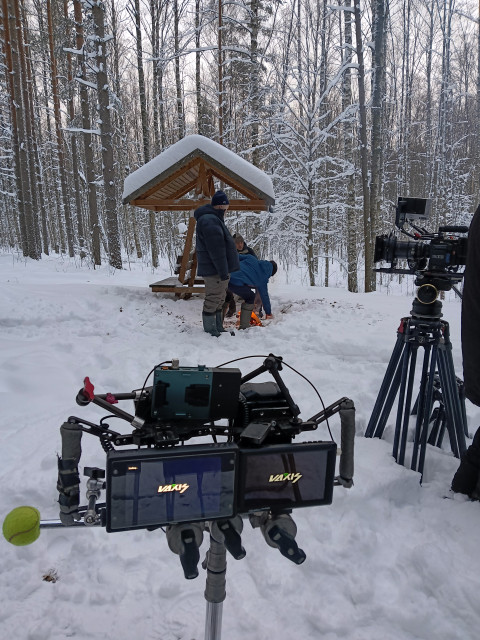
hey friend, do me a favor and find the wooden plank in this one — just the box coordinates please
[150,284,205,294]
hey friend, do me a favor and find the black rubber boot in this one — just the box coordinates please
[239,303,255,330]
[215,310,228,333]
[452,427,480,496]
[202,312,221,337]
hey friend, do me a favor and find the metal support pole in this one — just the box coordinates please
[204,535,227,640]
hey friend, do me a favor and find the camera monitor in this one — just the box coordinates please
[395,197,432,229]
[106,444,238,532]
[237,441,337,513]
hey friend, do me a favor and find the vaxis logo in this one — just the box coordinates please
[157,483,189,494]
[268,472,302,484]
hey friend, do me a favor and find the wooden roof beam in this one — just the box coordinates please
[131,198,269,211]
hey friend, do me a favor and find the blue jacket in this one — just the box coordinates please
[194,205,240,279]
[229,254,274,315]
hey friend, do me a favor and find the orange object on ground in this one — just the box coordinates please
[235,311,263,328]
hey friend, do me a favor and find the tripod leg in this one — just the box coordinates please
[411,344,433,473]
[441,322,467,453]
[394,345,418,466]
[365,334,405,438]
[427,406,442,446]
[437,347,466,458]
[416,345,438,479]
[435,406,447,448]
[373,360,403,439]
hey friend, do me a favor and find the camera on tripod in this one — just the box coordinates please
[366,198,469,478]
[374,197,469,316]
[56,354,355,574]
[374,197,468,275]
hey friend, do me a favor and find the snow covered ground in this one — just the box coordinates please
[1,252,479,640]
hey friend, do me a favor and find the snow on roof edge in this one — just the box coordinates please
[123,135,275,205]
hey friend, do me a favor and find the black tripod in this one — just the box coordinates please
[365,283,467,479]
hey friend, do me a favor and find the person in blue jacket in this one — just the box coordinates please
[229,254,277,329]
[194,190,240,336]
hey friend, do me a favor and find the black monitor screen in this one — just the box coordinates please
[237,442,336,513]
[106,445,237,532]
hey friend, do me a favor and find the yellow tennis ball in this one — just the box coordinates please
[3,506,41,546]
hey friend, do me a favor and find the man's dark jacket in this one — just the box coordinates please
[462,203,480,406]
[194,204,239,280]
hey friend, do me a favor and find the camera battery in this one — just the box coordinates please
[151,366,241,421]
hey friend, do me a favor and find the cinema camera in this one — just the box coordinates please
[374,197,468,316]
[53,354,355,579]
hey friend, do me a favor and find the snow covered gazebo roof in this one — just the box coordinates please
[122,134,275,212]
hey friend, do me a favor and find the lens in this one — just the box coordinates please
[374,235,396,262]
[373,234,427,268]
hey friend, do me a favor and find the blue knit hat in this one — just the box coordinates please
[211,190,229,206]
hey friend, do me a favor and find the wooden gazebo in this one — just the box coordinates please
[123,135,275,297]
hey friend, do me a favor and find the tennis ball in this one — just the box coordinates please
[3,506,41,546]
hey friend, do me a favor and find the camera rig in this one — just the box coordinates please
[374,197,468,317]
[366,198,469,479]
[51,354,355,582]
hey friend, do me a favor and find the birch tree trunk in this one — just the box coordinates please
[368,0,386,292]
[343,0,358,293]
[250,0,260,166]
[354,0,372,292]
[174,0,185,139]
[64,0,85,259]
[73,0,101,265]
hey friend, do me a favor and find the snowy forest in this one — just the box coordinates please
[1,0,480,291]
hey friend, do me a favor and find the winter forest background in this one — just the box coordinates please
[1,0,479,291]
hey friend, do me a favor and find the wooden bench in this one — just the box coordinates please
[150,275,205,298]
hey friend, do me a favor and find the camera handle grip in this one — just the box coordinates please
[266,525,306,565]
[179,529,201,579]
[167,523,204,580]
[214,518,246,560]
[439,225,469,233]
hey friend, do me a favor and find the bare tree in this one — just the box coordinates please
[128,0,158,267]
[47,0,75,257]
[91,0,122,269]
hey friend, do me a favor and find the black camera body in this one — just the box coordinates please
[374,196,468,289]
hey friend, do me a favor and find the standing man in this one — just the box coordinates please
[452,203,480,498]
[194,190,240,336]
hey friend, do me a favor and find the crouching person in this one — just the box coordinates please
[194,191,240,336]
[228,254,277,329]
